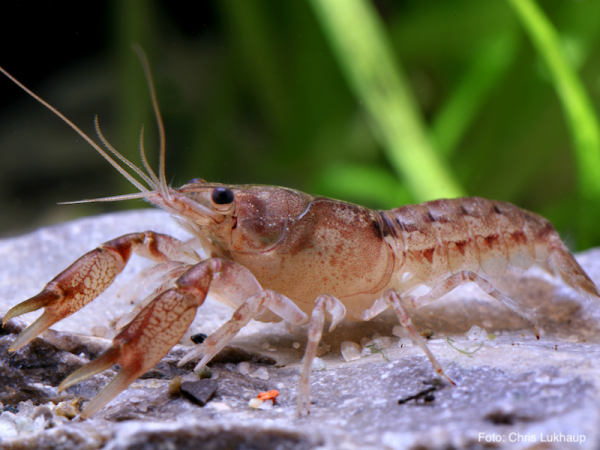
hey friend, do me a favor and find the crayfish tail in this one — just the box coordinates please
[550,238,600,303]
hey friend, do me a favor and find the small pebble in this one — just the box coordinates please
[208,402,231,412]
[261,341,270,349]
[54,399,79,420]
[267,348,277,352]
[249,398,264,409]
[340,341,361,362]
[168,376,182,395]
[238,361,250,375]
[258,399,274,410]
[466,325,488,341]
[0,420,17,438]
[180,379,218,406]
[292,342,301,349]
[398,338,413,348]
[0,411,16,423]
[392,325,408,338]
[190,333,207,344]
[377,337,391,349]
[249,367,269,380]
[420,329,435,339]
[316,344,331,357]
[196,366,212,379]
[311,357,327,372]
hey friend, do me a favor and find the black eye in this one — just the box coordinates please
[211,187,235,205]
[187,178,204,184]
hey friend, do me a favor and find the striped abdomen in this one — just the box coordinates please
[379,197,598,298]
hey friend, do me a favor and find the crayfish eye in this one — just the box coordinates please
[211,187,235,205]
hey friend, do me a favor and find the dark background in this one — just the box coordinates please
[1,0,600,251]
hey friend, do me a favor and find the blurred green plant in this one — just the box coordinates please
[507,0,600,201]
[310,0,464,202]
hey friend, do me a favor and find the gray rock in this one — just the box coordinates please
[180,379,218,406]
[1,210,600,449]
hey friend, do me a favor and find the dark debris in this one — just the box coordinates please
[180,379,218,406]
[398,379,442,405]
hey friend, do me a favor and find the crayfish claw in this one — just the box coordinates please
[8,309,61,352]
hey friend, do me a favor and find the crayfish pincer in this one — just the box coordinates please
[2,57,599,419]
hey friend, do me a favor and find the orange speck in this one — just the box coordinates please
[257,390,279,402]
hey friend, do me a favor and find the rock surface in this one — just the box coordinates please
[1,210,600,449]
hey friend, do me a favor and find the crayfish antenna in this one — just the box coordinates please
[132,44,170,201]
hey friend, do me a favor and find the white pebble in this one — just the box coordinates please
[248,398,264,408]
[377,337,392,349]
[360,337,372,348]
[250,367,269,380]
[267,348,277,352]
[209,401,231,411]
[258,399,274,410]
[0,420,17,438]
[238,361,250,375]
[398,338,413,348]
[0,412,16,423]
[340,341,362,362]
[182,372,199,382]
[15,417,34,434]
[392,325,408,338]
[311,357,327,372]
[466,325,488,341]
[292,342,301,349]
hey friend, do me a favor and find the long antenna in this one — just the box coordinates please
[132,44,170,200]
[0,65,150,194]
